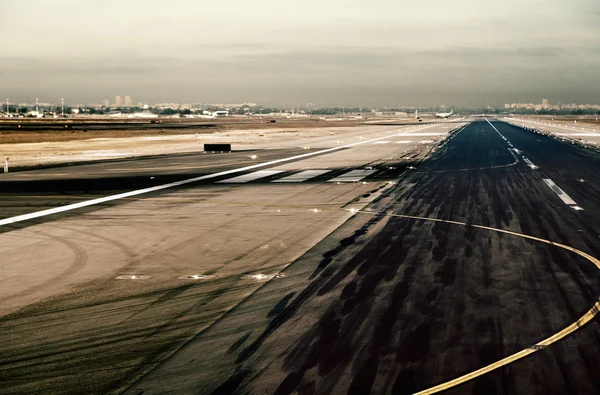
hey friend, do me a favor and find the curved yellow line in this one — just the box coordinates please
[352,210,600,395]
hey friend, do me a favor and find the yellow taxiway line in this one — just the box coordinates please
[353,210,600,395]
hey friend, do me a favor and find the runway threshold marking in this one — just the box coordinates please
[216,170,283,183]
[0,124,439,227]
[351,209,600,395]
[271,169,331,183]
[327,169,377,183]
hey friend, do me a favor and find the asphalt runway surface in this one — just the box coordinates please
[2,120,600,394]
[0,122,452,393]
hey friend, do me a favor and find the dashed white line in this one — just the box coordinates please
[523,158,538,169]
[543,179,578,206]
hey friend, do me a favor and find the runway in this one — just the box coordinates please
[1,120,600,394]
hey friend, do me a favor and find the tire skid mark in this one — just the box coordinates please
[1,229,89,304]
[349,210,600,395]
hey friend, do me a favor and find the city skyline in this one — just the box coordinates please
[5,96,600,111]
[2,0,599,107]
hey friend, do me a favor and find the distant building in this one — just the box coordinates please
[541,98,549,110]
[115,96,123,106]
[102,98,110,107]
[124,96,133,107]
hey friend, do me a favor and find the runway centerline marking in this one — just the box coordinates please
[0,124,438,227]
[350,209,600,395]
[523,157,538,169]
[543,178,578,206]
[415,122,519,174]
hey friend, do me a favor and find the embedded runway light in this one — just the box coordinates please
[348,208,359,214]
[572,206,584,211]
[241,273,285,281]
[244,274,269,280]
[311,208,322,213]
[178,275,214,280]
[249,155,258,160]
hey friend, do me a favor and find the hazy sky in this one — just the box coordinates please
[2,0,599,107]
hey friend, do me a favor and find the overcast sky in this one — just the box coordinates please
[2,0,599,107]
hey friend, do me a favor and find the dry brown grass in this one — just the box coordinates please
[0,119,369,144]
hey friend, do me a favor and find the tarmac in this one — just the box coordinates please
[1,120,600,394]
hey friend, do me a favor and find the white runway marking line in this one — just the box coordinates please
[0,124,438,227]
[327,169,377,183]
[373,141,391,144]
[395,140,413,144]
[271,169,331,183]
[216,170,283,183]
[398,132,446,136]
[115,275,151,280]
[523,158,538,169]
[543,179,578,206]
[485,118,519,154]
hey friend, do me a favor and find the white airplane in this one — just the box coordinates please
[435,109,454,119]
